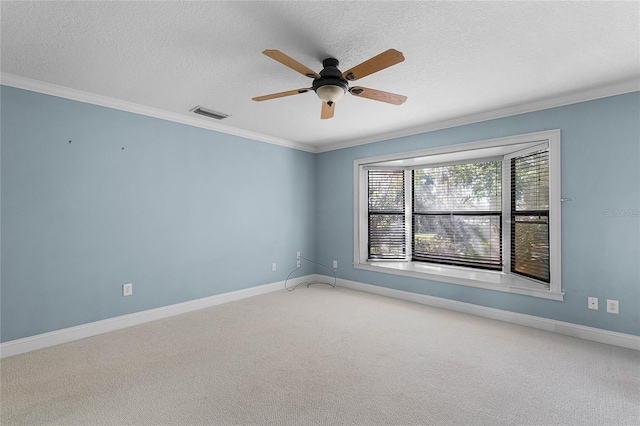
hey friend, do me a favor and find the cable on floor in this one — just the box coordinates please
[284,256,337,291]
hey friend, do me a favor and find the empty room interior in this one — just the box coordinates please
[1,2,639,425]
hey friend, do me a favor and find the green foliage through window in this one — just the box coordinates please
[413,161,502,270]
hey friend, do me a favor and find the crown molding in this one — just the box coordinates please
[316,77,640,153]
[0,73,316,153]
[3,73,638,154]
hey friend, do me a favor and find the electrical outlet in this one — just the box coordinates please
[606,299,619,314]
[297,251,301,259]
[122,283,133,297]
[333,260,338,269]
[297,260,301,268]
[272,263,277,272]
[588,297,598,310]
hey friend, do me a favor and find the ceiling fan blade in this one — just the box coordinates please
[252,88,311,102]
[321,102,335,119]
[263,50,321,79]
[342,49,405,81]
[349,86,407,105]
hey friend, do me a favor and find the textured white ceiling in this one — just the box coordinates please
[2,1,639,151]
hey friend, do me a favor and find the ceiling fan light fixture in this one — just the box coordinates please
[315,84,346,104]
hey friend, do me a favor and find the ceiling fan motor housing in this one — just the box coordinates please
[312,58,349,104]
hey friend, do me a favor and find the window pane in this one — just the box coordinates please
[414,162,501,212]
[513,151,549,211]
[369,170,404,212]
[369,214,406,259]
[513,217,550,283]
[413,214,502,269]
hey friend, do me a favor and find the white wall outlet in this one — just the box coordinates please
[297,260,301,268]
[122,283,133,297]
[333,260,338,269]
[606,299,619,314]
[587,297,598,310]
[272,263,277,272]
[297,251,301,259]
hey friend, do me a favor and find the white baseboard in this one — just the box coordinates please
[4,275,636,358]
[328,276,640,351]
[0,277,310,359]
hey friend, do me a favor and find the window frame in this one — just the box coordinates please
[354,130,563,301]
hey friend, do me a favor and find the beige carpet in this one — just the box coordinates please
[1,285,639,425]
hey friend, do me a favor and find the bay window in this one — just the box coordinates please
[354,130,562,300]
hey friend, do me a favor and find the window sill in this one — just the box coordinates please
[354,261,564,301]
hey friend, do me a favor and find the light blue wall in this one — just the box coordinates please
[316,92,640,336]
[1,86,317,342]
[2,87,638,343]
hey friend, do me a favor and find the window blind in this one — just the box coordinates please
[412,161,502,270]
[511,149,550,284]
[368,170,406,259]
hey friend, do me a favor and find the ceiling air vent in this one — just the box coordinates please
[190,106,229,120]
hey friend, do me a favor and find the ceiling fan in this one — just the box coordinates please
[252,49,407,119]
